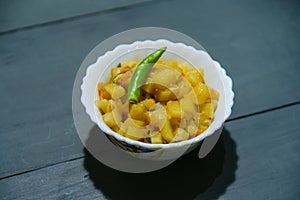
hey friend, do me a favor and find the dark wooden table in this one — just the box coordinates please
[1,0,299,199]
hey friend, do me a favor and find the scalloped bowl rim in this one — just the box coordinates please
[81,39,234,150]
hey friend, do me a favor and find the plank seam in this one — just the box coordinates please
[226,101,300,122]
[0,155,86,181]
[0,0,173,36]
[1,100,299,180]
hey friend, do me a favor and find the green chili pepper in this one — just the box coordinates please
[127,47,167,103]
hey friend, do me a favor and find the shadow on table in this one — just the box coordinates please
[83,128,237,200]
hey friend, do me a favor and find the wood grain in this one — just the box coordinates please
[0,0,153,33]
[1,104,299,199]
[0,1,299,197]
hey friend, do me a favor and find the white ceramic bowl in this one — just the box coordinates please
[81,39,234,160]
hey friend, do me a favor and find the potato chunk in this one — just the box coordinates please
[160,118,174,143]
[177,78,193,98]
[155,89,177,102]
[200,103,214,119]
[185,69,204,86]
[103,112,117,128]
[97,82,110,99]
[150,132,163,144]
[126,126,147,141]
[129,103,148,122]
[193,83,210,104]
[148,103,167,130]
[104,83,116,96]
[177,62,190,74]
[180,97,196,114]
[172,128,189,142]
[95,99,111,114]
[140,98,156,110]
[151,67,180,87]
[166,101,181,119]
[111,85,125,100]
[121,119,147,141]
[187,120,198,137]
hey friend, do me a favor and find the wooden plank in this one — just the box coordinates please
[1,105,299,199]
[0,0,299,178]
[0,0,153,33]
[197,105,300,199]
[0,129,228,200]
[0,158,107,200]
